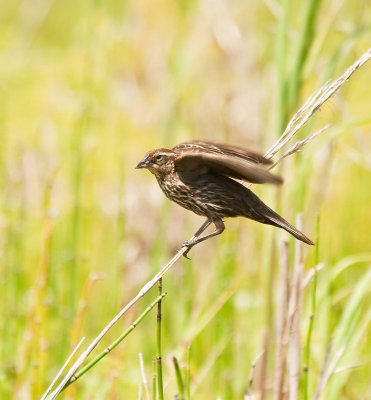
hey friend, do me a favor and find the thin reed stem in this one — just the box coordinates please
[275,0,290,135]
[288,214,304,400]
[303,216,320,400]
[40,338,85,400]
[59,293,167,394]
[173,357,185,400]
[273,241,289,400]
[288,0,322,110]
[156,278,164,400]
[185,345,191,400]
[246,350,265,396]
[152,360,157,400]
[139,353,151,400]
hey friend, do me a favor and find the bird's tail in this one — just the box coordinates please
[241,187,315,245]
[263,208,314,245]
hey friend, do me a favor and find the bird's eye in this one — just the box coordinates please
[156,155,163,161]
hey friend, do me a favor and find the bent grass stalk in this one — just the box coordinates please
[47,293,167,399]
[65,293,166,389]
[40,338,85,400]
[265,48,371,159]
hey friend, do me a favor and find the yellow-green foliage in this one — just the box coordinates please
[0,1,370,399]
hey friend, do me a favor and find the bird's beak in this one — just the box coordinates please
[135,155,151,169]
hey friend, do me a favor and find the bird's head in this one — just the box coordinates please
[136,148,176,176]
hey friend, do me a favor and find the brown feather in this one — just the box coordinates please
[174,141,272,165]
[174,147,283,185]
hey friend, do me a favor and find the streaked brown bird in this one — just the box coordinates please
[136,141,314,256]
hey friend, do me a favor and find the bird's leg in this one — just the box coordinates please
[193,218,212,237]
[182,219,225,258]
[188,219,225,245]
[181,218,210,259]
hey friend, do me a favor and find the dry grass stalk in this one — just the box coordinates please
[269,125,330,170]
[288,215,305,400]
[265,47,371,159]
[258,329,269,400]
[312,345,345,400]
[273,240,289,400]
[246,350,265,398]
[41,338,85,400]
[138,382,142,400]
[139,353,151,400]
[302,263,324,289]
[70,273,104,346]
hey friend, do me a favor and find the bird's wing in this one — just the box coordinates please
[174,141,272,165]
[173,142,282,185]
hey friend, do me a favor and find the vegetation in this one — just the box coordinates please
[0,1,370,399]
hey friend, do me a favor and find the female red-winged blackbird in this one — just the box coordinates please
[136,141,314,255]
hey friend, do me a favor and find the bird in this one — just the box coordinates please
[136,141,314,256]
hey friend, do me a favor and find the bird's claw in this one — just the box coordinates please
[181,239,195,259]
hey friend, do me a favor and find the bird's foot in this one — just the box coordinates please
[181,239,196,259]
[182,239,196,247]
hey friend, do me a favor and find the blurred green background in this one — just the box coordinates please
[0,0,370,399]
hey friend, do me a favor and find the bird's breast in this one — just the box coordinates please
[156,172,243,219]
[156,174,209,216]
[158,175,189,202]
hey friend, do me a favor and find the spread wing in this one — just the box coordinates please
[173,141,282,185]
[174,141,272,165]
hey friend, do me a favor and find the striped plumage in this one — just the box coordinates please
[136,141,314,254]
